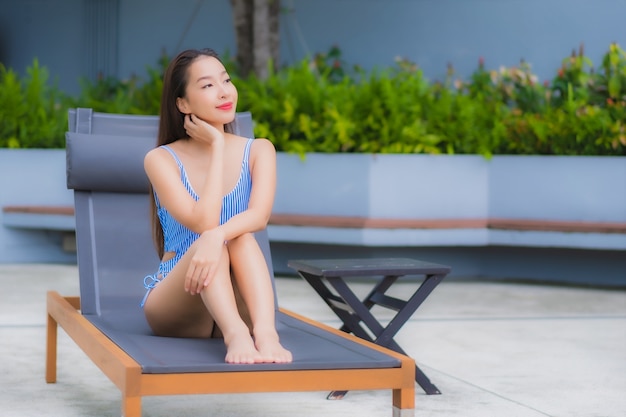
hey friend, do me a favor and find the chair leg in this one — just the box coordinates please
[45,312,58,383]
[122,395,141,417]
[393,387,415,417]
[393,405,415,417]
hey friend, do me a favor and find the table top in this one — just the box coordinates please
[287,258,452,277]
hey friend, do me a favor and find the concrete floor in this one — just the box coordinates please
[1,264,625,417]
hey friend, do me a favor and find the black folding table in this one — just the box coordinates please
[288,258,451,397]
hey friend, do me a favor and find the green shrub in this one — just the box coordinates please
[0,59,70,148]
[1,44,625,155]
[74,51,167,115]
[236,43,625,156]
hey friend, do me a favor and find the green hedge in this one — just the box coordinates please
[0,59,69,148]
[1,44,625,156]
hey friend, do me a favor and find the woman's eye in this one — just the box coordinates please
[203,83,213,88]
[225,78,232,84]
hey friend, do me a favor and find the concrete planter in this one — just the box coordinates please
[488,155,626,223]
[274,152,626,223]
[270,152,626,286]
[0,149,75,263]
[1,149,624,287]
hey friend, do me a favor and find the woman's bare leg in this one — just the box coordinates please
[227,233,292,363]
[143,239,262,363]
[198,253,262,364]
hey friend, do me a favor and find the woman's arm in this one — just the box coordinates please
[217,138,277,241]
[144,115,225,235]
[144,147,202,224]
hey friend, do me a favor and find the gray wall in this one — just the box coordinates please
[1,0,624,95]
[285,0,626,83]
[0,0,85,92]
[0,149,75,263]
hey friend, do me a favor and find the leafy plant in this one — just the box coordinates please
[236,43,625,156]
[1,43,625,155]
[0,59,69,148]
[74,50,168,115]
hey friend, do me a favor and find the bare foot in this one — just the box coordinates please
[224,331,263,364]
[254,331,293,363]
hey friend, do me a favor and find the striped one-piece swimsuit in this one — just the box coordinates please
[141,138,254,307]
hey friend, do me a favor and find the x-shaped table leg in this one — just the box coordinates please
[299,271,444,396]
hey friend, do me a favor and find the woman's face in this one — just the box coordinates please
[177,55,238,126]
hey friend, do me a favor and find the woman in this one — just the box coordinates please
[141,48,292,365]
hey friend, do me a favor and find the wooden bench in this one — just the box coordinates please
[5,205,626,251]
[266,214,626,286]
[267,213,626,251]
[2,205,76,252]
[270,214,626,233]
[2,205,75,230]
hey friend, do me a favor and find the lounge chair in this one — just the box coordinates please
[45,108,416,416]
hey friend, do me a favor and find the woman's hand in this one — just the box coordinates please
[185,227,226,295]
[184,114,224,147]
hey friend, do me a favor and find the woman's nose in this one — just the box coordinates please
[217,83,228,98]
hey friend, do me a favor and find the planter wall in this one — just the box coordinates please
[368,154,489,219]
[275,153,626,223]
[1,149,624,286]
[0,149,75,263]
[488,156,626,222]
[275,153,490,219]
[275,153,371,217]
[271,153,626,286]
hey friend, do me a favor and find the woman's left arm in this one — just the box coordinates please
[217,138,276,240]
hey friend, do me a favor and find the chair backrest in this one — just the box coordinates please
[66,108,276,316]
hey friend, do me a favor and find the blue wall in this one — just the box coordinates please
[283,0,626,83]
[1,0,624,95]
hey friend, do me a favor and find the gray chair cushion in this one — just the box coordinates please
[66,109,400,375]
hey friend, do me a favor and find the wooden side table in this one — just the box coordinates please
[288,258,451,397]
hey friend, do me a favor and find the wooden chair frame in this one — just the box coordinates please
[46,293,415,416]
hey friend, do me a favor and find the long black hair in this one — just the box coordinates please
[150,48,236,257]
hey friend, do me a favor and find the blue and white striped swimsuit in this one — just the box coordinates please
[141,139,254,307]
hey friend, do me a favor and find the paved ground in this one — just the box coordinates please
[1,264,625,417]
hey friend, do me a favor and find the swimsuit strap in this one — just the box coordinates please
[160,145,183,169]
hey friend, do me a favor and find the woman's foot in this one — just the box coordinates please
[224,329,263,364]
[254,330,293,363]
